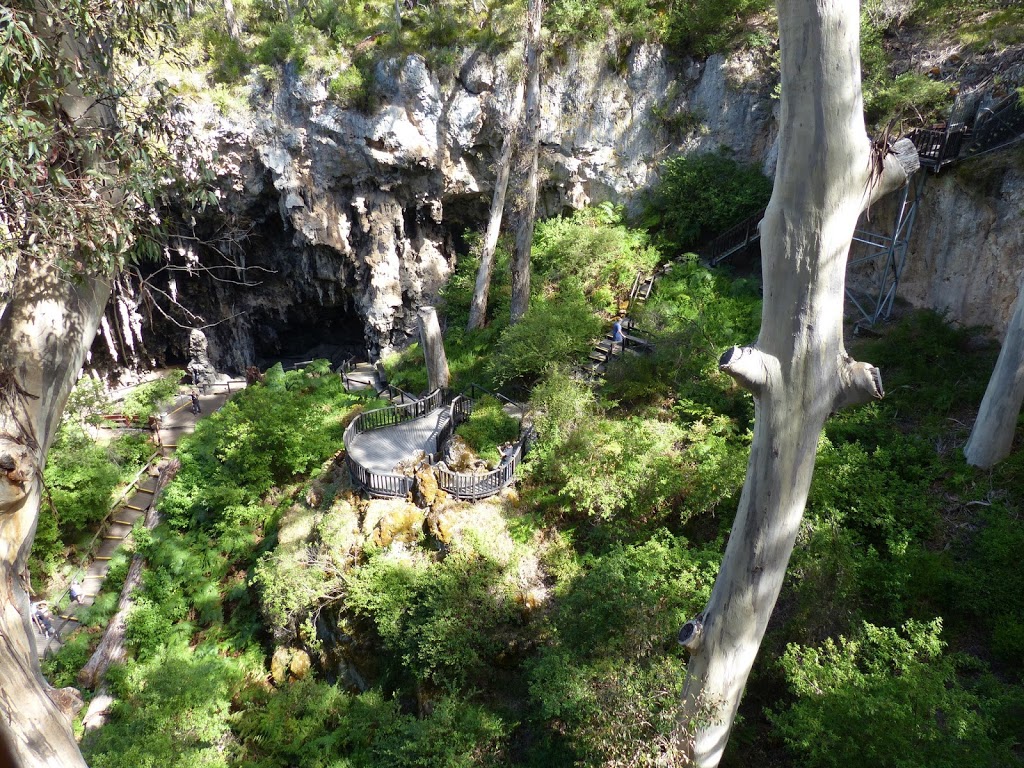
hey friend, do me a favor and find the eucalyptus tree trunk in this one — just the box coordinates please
[419,306,450,391]
[0,11,122,766]
[466,78,525,332]
[222,0,242,41]
[964,278,1024,467]
[676,2,919,765]
[0,260,109,768]
[509,0,543,324]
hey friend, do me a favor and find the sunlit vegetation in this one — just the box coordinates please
[39,183,1023,765]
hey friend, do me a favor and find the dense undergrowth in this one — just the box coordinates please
[42,186,1024,766]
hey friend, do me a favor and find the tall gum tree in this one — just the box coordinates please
[963,278,1024,468]
[0,2,188,763]
[677,1,919,765]
[509,0,543,324]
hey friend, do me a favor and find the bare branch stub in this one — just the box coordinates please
[719,345,770,394]
[833,355,884,411]
[678,615,704,651]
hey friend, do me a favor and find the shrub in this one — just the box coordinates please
[666,0,772,58]
[159,370,363,528]
[532,204,661,310]
[120,371,183,423]
[488,290,603,385]
[642,151,772,255]
[528,534,718,764]
[770,619,1015,768]
[345,548,521,691]
[82,642,257,768]
[532,414,688,527]
[41,423,119,538]
[455,395,520,465]
[235,684,508,768]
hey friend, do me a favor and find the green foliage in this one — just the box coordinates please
[530,413,688,526]
[120,371,182,423]
[665,0,772,57]
[42,423,140,548]
[33,423,152,579]
[851,310,995,433]
[1,0,213,274]
[346,548,521,691]
[488,289,603,385]
[83,642,261,768]
[946,507,1024,671]
[771,619,1018,768]
[64,376,113,425]
[159,370,363,528]
[619,256,760,420]
[528,534,718,764]
[455,395,520,465]
[532,204,662,311]
[643,151,772,255]
[381,344,430,395]
[235,683,507,768]
[860,3,951,127]
[41,630,94,688]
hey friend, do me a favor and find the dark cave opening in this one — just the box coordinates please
[253,303,367,370]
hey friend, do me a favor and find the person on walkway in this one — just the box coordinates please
[612,319,624,356]
[190,389,202,414]
[148,413,163,446]
[32,602,55,638]
[69,580,84,604]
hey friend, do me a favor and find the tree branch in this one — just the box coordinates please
[833,354,884,411]
[678,615,704,652]
[866,137,920,209]
[718,346,773,395]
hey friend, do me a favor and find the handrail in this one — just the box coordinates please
[434,422,535,501]
[344,386,531,500]
[48,449,161,613]
[463,383,520,410]
[349,388,455,435]
[701,207,766,265]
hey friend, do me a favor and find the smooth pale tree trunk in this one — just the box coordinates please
[0,260,110,768]
[419,306,450,391]
[222,0,242,42]
[78,460,178,690]
[466,78,525,332]
[964,276,1024,467]
[509,0,543,324]
[0,15,119,767]
[677,2,920,765]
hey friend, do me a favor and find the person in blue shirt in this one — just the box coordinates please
[612,319,624,355]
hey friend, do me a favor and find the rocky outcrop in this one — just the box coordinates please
[128,42,779,371]
[121,38,1024,372]
[849,148,1024,337]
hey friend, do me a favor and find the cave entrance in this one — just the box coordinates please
[254,304,366,371]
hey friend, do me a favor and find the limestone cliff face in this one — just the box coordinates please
[901,157,1024,335]
[144,44,778,369]
[848,149,1024,338]
[125,41,1023,375]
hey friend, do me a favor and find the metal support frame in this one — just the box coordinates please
[845,171,926,326]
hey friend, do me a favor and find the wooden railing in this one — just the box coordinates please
[343,386,531,500]
[435,423,536,501]
[349,387,453,433]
